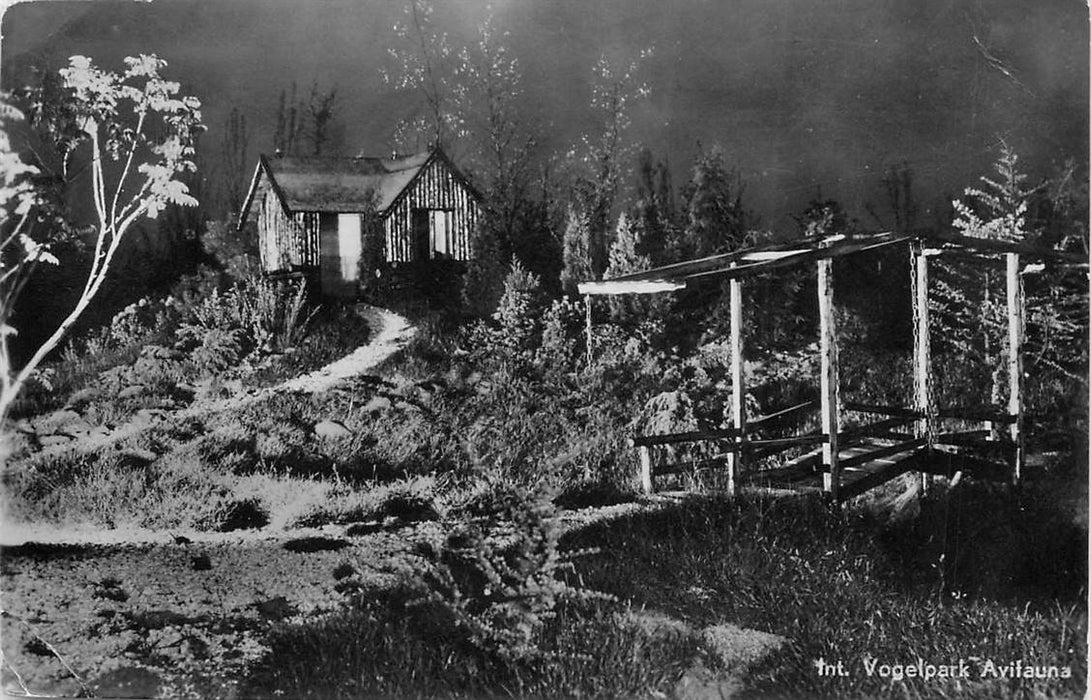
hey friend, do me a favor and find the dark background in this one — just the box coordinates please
[4,0,1087,232]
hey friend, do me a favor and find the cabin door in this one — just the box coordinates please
[412,209,430,261]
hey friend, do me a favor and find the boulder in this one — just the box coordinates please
[118,385,147,400]
[314,419,352,440]
[60,419,94,438]
[65,387,102,410]
[39,434,75,448]
[362,396,392,414]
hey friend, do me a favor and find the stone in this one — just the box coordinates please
[33,409,81,433]
[314,419,352,440]
[362,395,392,414]
[65,387,102,410]
[118,385,147,399]
[702,622,786,672]
[38,434,75,448]
[345,521,383,537]
[60,419,94,437]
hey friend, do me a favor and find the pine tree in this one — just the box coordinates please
[493,257,545,354]
[604,213,652,323]
[559,204,593,297]
[682,146,748,257]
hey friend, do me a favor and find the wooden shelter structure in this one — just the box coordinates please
[239,147,482,297]
[578,231,1085,502]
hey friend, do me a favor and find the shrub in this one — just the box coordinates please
[175,277,317,365]
[406,479,611,664]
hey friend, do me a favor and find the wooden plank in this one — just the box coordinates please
[749,401,815,428]
[818,252,840,498]
[578,280,688,295]
[632,428,741,447]
[747,433,828,450]
[838,453,920,501]
[844,402,923,419]
[838,437,928,471]
[1006,252,1025,483]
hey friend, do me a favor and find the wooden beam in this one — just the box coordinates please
[1006,252,1025,483]
[837,437,929,471]
[727,272,745,496]
[577,279,687,295]
[912,242,933,493]
[632,428,741,448]
[748,401,815,429]
[638,445,653,494]
[817,252,840,498]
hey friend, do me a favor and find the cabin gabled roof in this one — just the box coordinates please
[239,148,478,227]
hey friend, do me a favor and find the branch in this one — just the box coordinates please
[108,107,147,231]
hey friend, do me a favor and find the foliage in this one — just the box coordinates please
[679,145,751,257]
[490,257,546,357]
[603,212,655,323]
[559,204,593,297]
[175,277,316,370]
[460,221,506,317]
[932,144,1088,418]
[200,218,261,283]
[1,54,203,423]
[409,479,610,664]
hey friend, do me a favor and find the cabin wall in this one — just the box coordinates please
[257,190,320,272]
[384,158,481,263]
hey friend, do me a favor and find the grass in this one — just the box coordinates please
[237,484,1085,699]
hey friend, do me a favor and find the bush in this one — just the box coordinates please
[175,277,317,364]
[406,479,611,664]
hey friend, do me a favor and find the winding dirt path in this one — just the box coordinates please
[22,305,416,462]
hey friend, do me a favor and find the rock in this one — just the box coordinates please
[190,554,212,571]
[118,384,147,399]
[345,521,383,537]
[314,419,352,440]
[119,448,159,466]
[60,419,94,438]
[87,426,112,440]
[622,610,694,641]
[362,395,392,414]
[65,387,101,410]
[33,409,81,433]
[253,596,297,620]
[702,622,786,672]
[38,434,75,448]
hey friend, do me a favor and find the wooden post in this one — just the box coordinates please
[912,243,933,493]
[1006,253,1025,483]
[638,444,654,495]
[727,273,745,496]
[584,294,593,365]
[818,254,840,500]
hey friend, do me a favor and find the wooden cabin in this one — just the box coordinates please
[238,147,483,297]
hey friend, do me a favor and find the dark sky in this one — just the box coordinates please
[2,0,1087,234]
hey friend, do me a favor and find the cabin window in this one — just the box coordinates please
[411,208,455,260]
